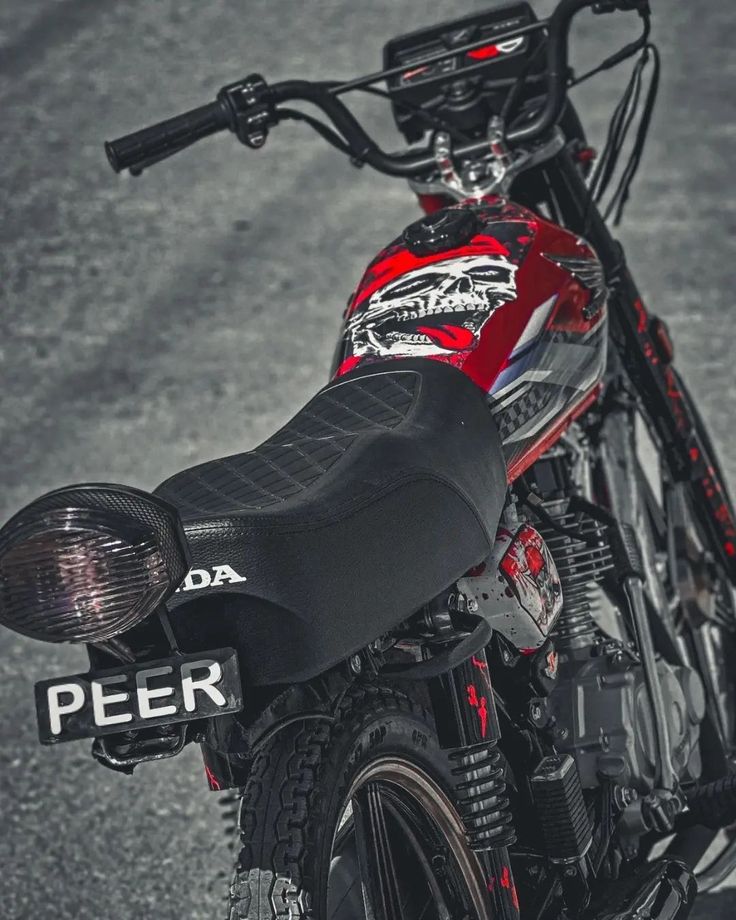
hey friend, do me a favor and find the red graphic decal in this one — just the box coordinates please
[634,297,648,333]
[204,764,221,791]
[471,655,488,671]
[347,233,512,314]
[336,197,607,481]
[725,541,735,557]
[500,866,520,909]
[506,384,602,482]
[416,323,476,351]
[643,340,659,366]
[467,43,500,60]
[525,543,546,577]
[575,146,597,164]
[650,316,674,363]
[466,683,489,738]
[336,355,362,377]
[465,561,487,577]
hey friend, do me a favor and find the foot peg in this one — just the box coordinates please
[682,773,736,829]
[587,858,696,920]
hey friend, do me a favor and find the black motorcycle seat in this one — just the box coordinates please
[155,358,507,685]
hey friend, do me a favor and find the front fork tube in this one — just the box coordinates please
[430,647,520,920]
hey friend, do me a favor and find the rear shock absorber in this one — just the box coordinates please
[429,640,520,920]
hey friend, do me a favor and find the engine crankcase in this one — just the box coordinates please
[548,648,706,793]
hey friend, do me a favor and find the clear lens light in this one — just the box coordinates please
[0,509,171,642]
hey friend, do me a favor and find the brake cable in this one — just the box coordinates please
[280,81,478,170]
[567,8,659,227]
[604,43,660,224]
[352,84,476,146]
[276,107,354,156]
[568,10,651,88]
[589,48,648,204]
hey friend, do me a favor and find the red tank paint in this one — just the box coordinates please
[333,197,607,479]
[416,192,454,215]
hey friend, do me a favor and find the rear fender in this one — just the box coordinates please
[199,667,352,791]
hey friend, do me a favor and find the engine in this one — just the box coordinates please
[532,440,706,796]
[461,427,706,798]
[547,606,705,792]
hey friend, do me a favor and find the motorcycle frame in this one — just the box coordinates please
[184,140,736,787]
[538,146,736,585]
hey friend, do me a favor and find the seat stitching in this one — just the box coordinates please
[298,407,356,437]
[216,457,293,504]
[245,449,312,492]
[319,390,402,429]
[263,438,330,472]
[181,470,496,542]
[267,431,351,468]
[356,374,418,403]
[341,382,410,425]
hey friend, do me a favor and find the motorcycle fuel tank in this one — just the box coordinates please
[333,197,607,480]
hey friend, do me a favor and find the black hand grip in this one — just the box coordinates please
[105,99,230,173]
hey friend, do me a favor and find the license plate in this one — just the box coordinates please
[35,647,243,744]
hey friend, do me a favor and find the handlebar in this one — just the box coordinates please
[105,0,648,178]
[105,100,229,173]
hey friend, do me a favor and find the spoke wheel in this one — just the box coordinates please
[328,759,489,920]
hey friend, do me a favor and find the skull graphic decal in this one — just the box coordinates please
[345,255,518,358]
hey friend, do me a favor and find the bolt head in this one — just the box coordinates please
[349,654,362,675]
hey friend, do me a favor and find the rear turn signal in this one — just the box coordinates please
[0,485,189,643]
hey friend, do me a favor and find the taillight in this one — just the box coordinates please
[0,486,188,643]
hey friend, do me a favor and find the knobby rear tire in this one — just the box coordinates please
[227,684,486,919]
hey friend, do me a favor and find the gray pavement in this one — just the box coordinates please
[1,1,735,917]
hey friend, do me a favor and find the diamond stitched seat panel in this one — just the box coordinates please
[156,372,418,519]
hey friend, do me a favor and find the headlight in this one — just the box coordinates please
[0,485,189,643]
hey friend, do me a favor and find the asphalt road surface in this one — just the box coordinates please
[1,1,735,917]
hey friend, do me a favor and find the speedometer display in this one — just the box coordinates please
[384,3,543,143]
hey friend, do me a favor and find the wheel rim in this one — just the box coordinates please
[327,756,490,920]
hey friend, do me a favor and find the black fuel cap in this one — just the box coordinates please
[403,208,481,256]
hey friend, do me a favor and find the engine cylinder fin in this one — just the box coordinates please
[532,501,614,649]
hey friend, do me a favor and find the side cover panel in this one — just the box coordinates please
[334,197,607,480]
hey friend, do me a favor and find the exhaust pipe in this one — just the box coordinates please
[591,858,696,920]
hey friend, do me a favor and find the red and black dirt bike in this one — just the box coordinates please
[3,1,736,918]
